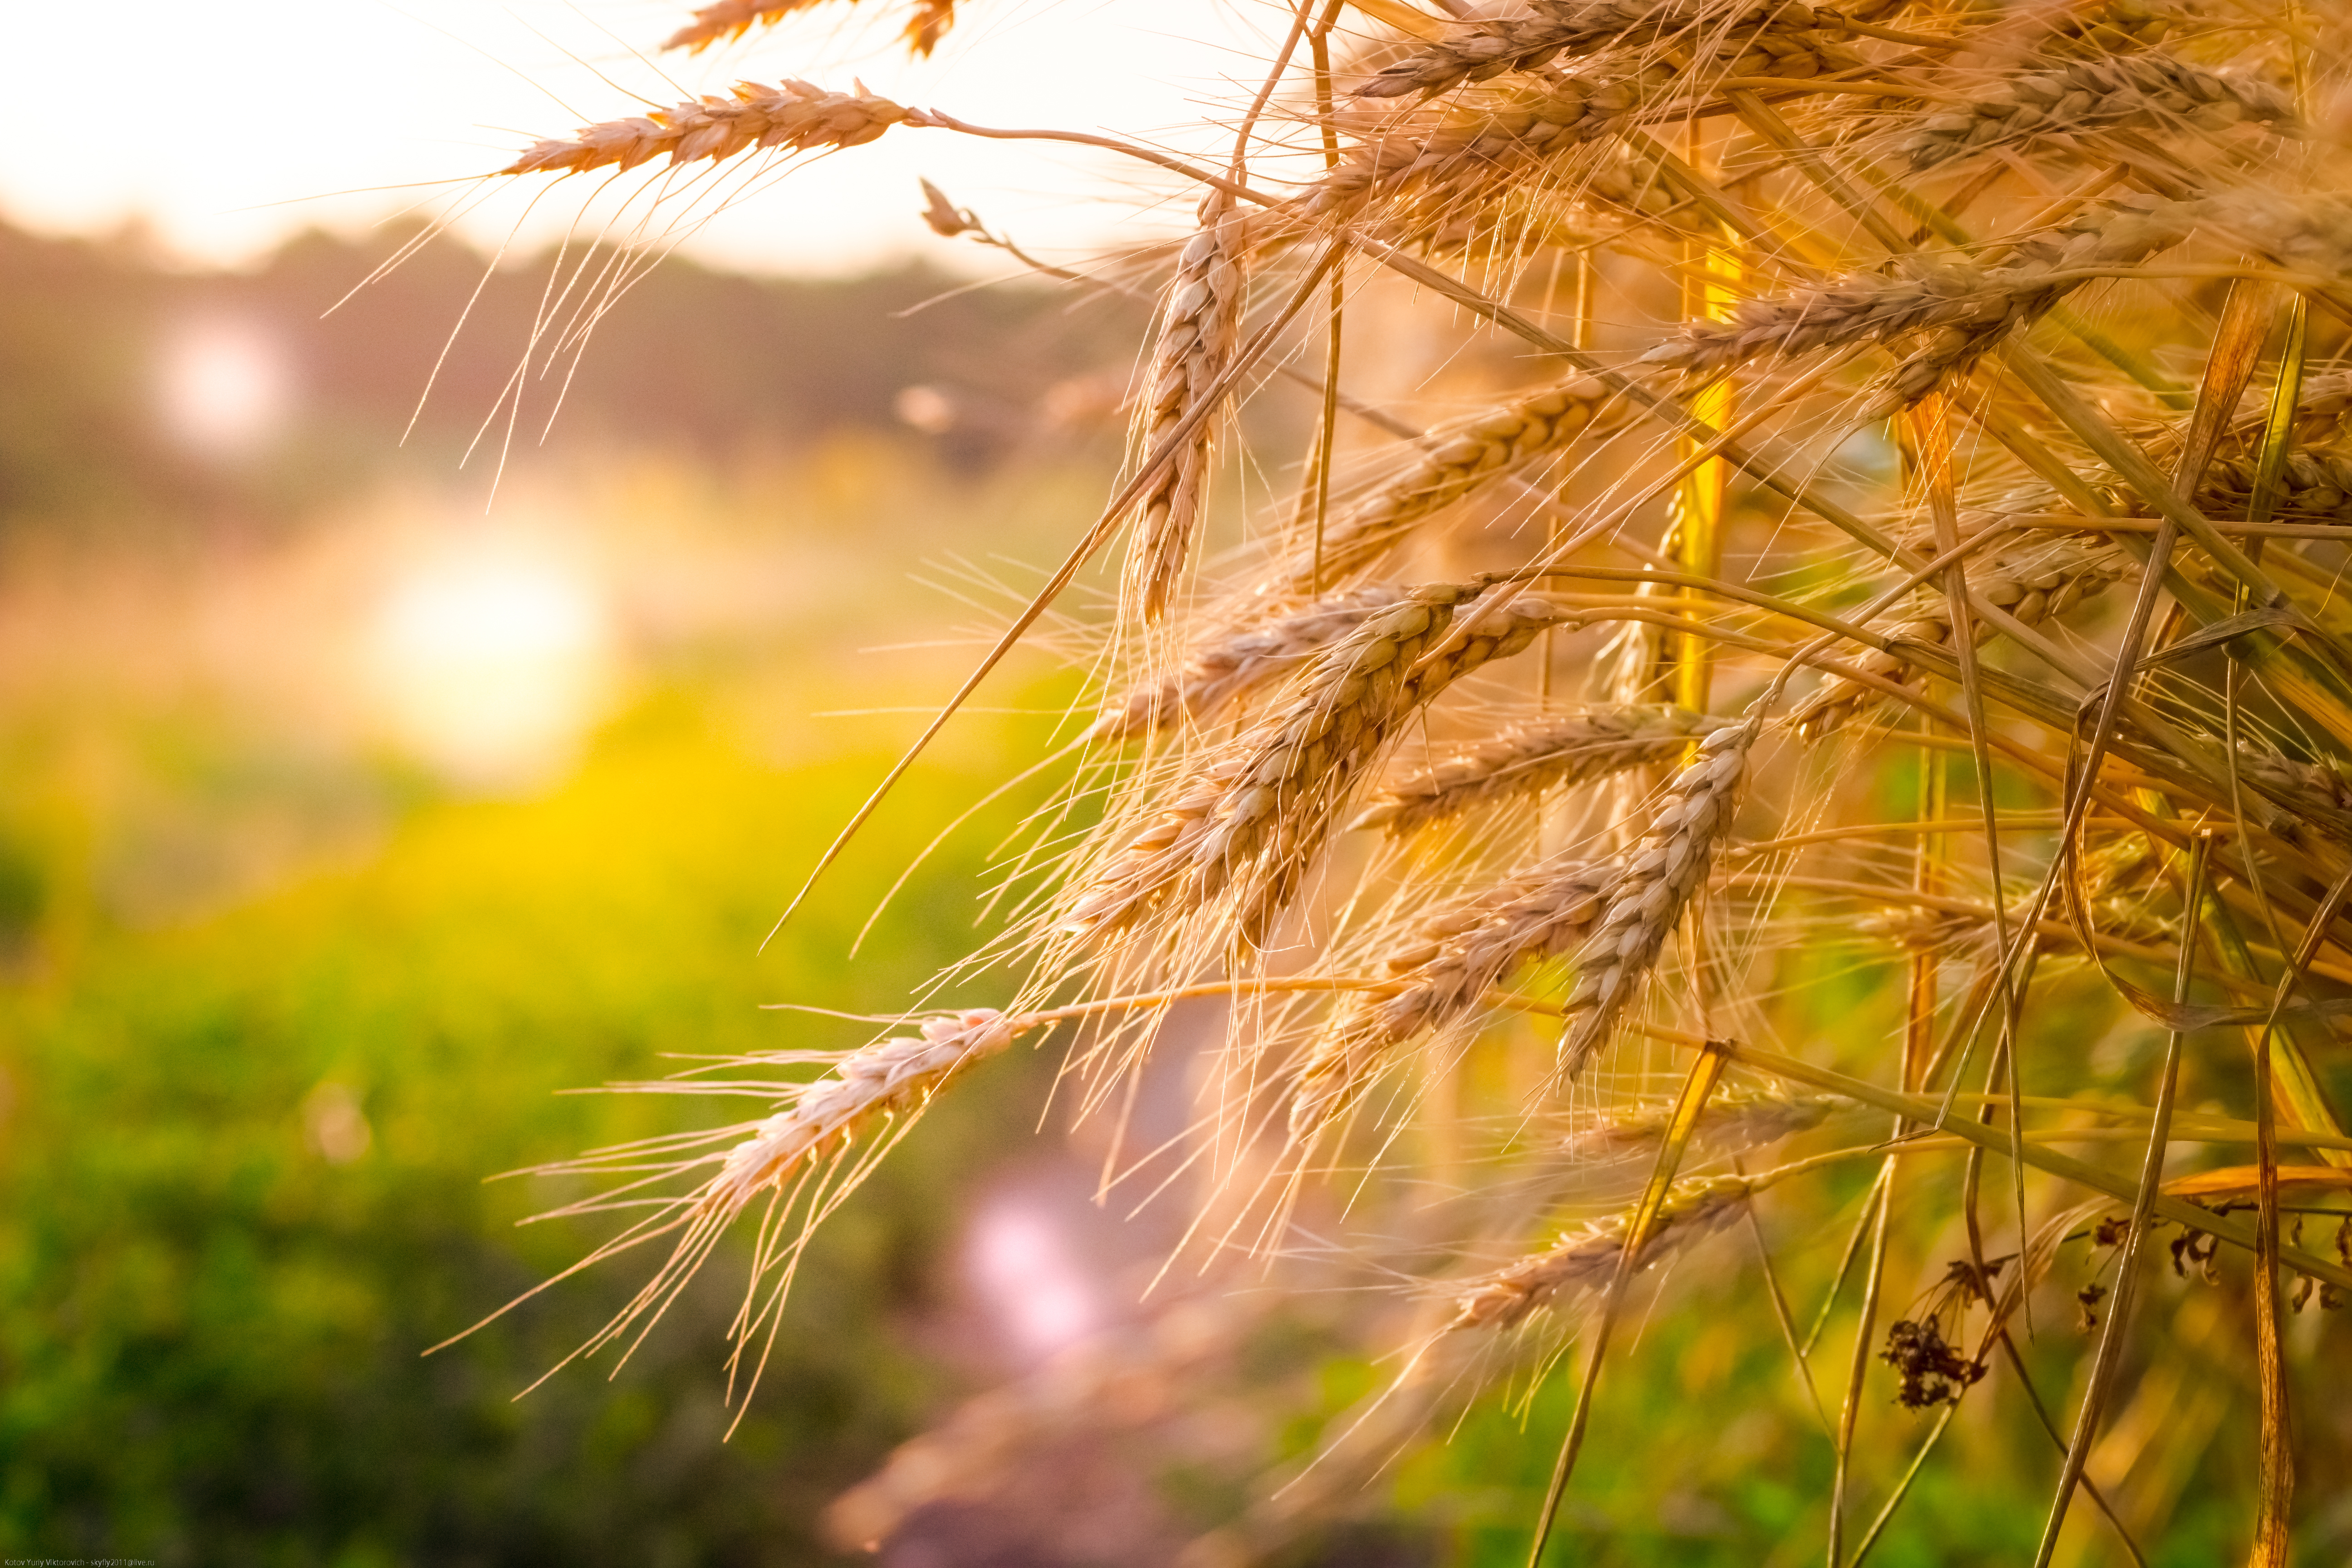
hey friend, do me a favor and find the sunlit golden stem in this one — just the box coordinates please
[1672,124,1733,718]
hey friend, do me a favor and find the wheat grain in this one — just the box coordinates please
[1558,720,1754,1074]
[1088,586,1413,743]
[1291,856,1618,1135]
[1352,704,1716,832]
[498,79,908,178]
[2041,0,2187,56]
[1899,54,2299,169]
[2202,445,2352,519]
[1129,196,1250,622]
[1449,1175,1752,1329]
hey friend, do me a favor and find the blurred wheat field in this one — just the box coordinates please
[425,0,2352,1563]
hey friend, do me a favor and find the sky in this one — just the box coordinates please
[2,0,1301,275]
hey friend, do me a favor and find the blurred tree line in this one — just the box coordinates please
[0,216,1142,536]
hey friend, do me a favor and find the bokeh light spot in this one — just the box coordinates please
[366,544,616,789]
[966,1198,1099,1361]
[156,316,292,460]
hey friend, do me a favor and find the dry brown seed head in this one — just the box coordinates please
[1880,1318,1987,1407]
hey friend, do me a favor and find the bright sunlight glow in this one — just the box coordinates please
[155,316,293,461]
[366,544,617,789]
[0,0,1276,275]
[967,1198,1100,1361]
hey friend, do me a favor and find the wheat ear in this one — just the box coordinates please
[664,0,958,56]
[1449,1175,1752,1330]
[1791,539,2127,739]
[704,1009,1019,1212]
[1303,65,1675,221]
[1356,0,1908,103]
[1557,720,1754,1074]
[1352,703,1717,832]
[1900,54,2299,169]
[1641,196,2199,409]
[1129,196,1250,622]
[1068,585,1578,943]
[1088,587,1413,743]
[1567,1087,1838,1158]
[1295,377,1619,588]
[498,79,908,177]
[1290,856,1618,1136]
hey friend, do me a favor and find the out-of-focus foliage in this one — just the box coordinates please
[0,204,1123,1560]
[0,673,1073,1564]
